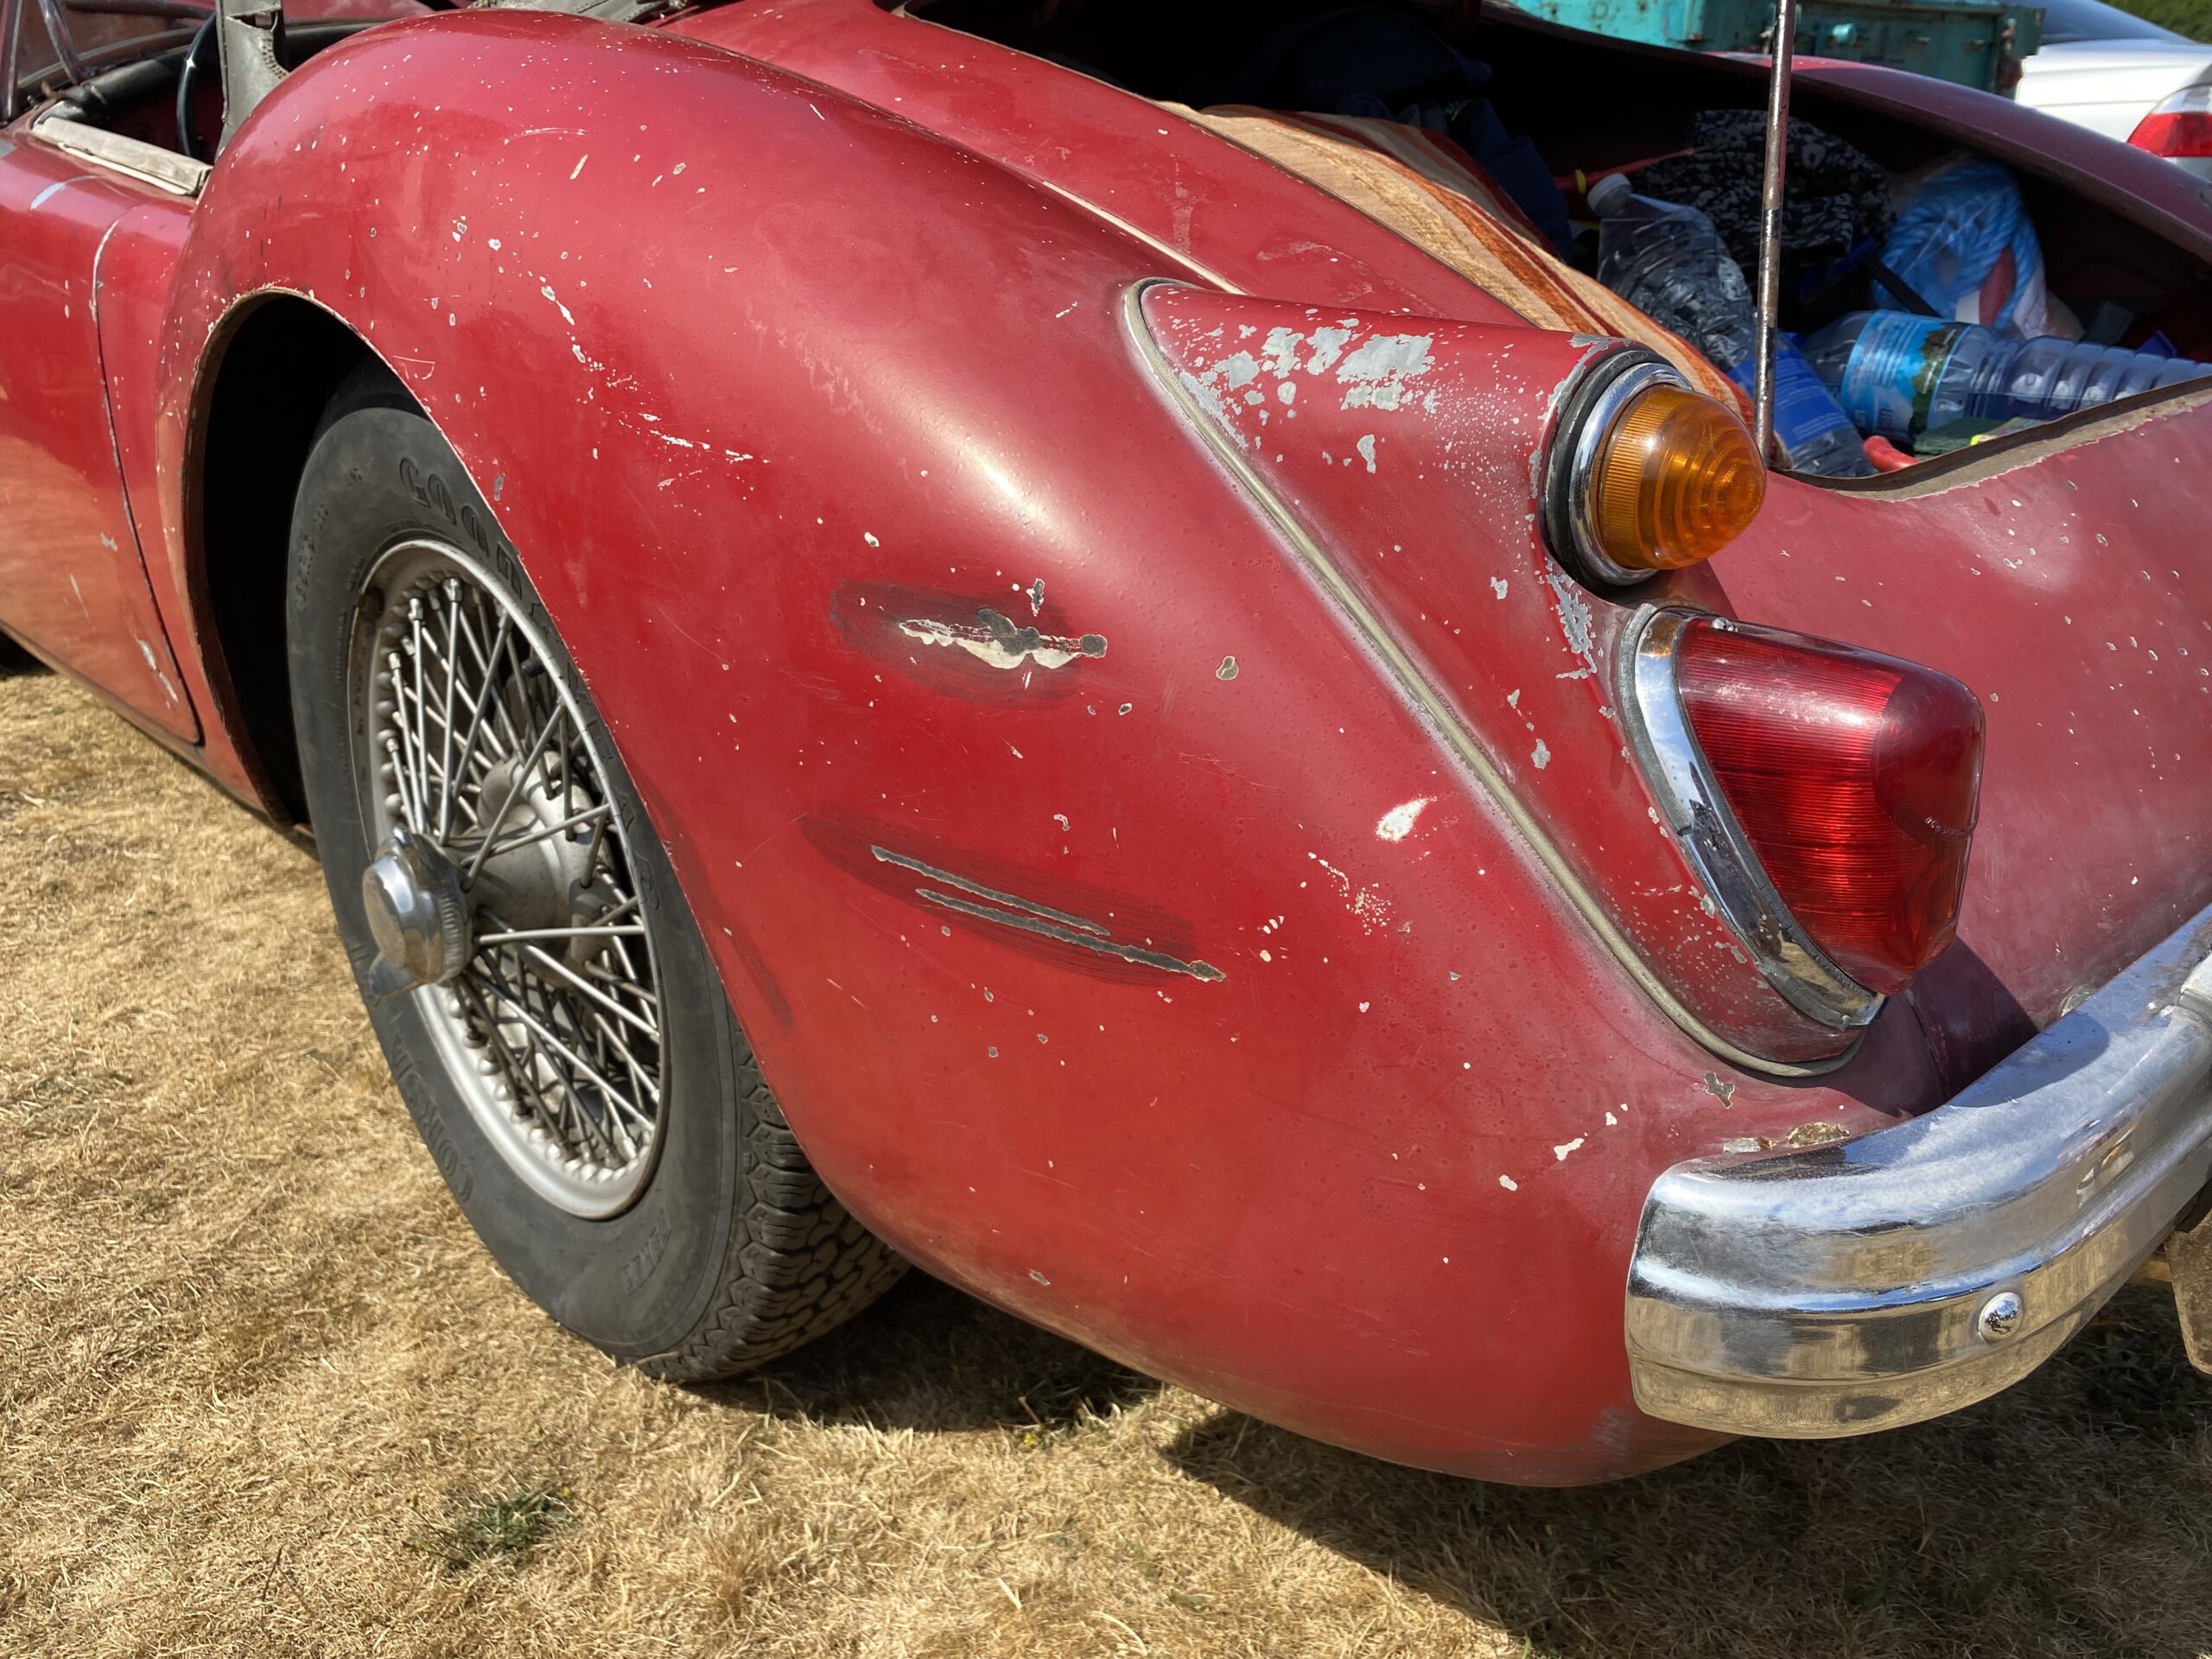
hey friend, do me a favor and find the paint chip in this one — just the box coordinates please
[1216,656,1240,681]
[1375,797,1433,842]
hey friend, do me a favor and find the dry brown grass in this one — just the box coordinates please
[4,658,2212,1658]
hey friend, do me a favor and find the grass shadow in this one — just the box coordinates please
[1158,1286,2212,1658]
[697,1273,1165,1434]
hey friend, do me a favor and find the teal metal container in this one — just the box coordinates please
[1516,0,2044,93]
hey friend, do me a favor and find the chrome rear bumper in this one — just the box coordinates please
[1625,906,2212,1439]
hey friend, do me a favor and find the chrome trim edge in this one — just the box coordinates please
[1551,354,1686,588]
[1626,903,2212,1438]
[1618,606,1883,1030]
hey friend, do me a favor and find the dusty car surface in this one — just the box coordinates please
[6,0,2212,1486]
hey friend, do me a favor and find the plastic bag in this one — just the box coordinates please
[1877,158,2048,338]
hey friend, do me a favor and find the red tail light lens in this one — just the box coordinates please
[1674,619,1984,995]
[2130,86,2212,160]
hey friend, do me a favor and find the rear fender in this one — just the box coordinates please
[156,10,1944,1480]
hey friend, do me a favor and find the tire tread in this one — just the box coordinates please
[639,1053,905,1382]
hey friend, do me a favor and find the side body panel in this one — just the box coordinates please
[157,11,1951,1482]
[0,129,195,736]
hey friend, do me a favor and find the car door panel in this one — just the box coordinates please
[0,126,196,740]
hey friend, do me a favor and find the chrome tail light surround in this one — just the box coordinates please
[1541,349,1687,590]
[1617,607,1884,1032]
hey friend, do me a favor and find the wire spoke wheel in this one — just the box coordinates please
[295,397,900,1373]
[353,538,665,1217]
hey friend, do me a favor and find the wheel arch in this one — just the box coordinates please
[188,291,387,823]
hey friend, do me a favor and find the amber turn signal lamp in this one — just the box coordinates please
[1590,385,1765,573]
[1545,355,1766,588]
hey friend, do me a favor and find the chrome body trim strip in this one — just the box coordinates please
[1618,606,1883,1030]
[1625,903,2212,1438]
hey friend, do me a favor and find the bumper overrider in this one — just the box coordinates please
[1626,906,2212,1439]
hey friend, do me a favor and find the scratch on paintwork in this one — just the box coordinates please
[899,608,1105,671]
[870,847,1225,982]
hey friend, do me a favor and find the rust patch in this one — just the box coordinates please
[1785,1121,1852,1147]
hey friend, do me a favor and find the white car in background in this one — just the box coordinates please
[2015,0,2212,175]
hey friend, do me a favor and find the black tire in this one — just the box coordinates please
[287,389,902,1379]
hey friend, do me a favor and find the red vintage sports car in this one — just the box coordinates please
[6,0,2212,1485]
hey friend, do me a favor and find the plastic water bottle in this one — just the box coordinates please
[1586,172,1875,479]
[1802,311,2211,447]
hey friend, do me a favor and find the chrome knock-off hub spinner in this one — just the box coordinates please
[362,825,470,993]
